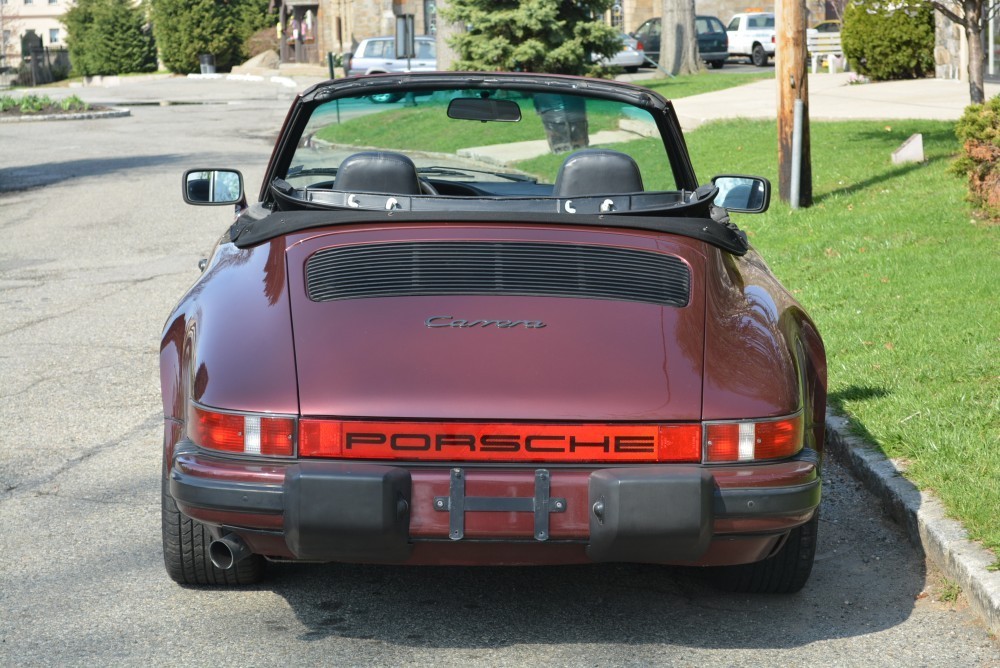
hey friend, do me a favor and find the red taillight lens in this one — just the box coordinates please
[636,40,644,51]
[704,414,803,463]
[188,404,295,457]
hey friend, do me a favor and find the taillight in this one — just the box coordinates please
[703,413,803,463]
[636,40,644,51]
[188,404,295,457]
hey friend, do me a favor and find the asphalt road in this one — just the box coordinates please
[1,76,998,667]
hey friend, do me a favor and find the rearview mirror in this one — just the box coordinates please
[183,169,244,205]
[447,98,522,123]
[712,175,771,213]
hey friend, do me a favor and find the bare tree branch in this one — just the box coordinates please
[929,1,965,24]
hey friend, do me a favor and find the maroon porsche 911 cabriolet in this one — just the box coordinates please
[162,72,826,593]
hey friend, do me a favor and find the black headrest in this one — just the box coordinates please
[553,149,644,198]
[334,151,421,195]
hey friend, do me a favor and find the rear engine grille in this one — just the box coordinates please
[305,241,690,306]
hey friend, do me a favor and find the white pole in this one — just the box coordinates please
[791,99,803,210]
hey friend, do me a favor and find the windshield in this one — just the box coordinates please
[285,84,681,195]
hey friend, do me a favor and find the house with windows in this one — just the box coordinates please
[0,0,68,70]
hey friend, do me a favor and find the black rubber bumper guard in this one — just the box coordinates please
[172,453,822,564]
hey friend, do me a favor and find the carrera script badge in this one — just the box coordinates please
[426,315,546,329]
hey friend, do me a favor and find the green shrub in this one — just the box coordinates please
[63,0,157,76]
[19,94,51,113]
[952,95,1000,221]
[151,0,273,74]
[841,0,934,81]
[60,95,89,112]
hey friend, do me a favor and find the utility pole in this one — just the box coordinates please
[775,0,812,208]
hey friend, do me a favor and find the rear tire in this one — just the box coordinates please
[709,59,725,70]
[161,474,264,586]
[712,512,818,594]
[751,44,768,67]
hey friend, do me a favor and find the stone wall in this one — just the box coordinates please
[935,11,965,80]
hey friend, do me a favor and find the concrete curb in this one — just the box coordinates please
[0,106,130,123]
[825,410,1000,635]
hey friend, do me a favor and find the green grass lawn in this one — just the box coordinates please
[681,118,999,560]
[639,70,774,100]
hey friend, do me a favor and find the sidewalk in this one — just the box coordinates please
[672,72,1000,129]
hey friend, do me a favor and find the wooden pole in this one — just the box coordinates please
[776,0,812,207]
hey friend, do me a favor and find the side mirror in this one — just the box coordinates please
[712,175,771,213]
[183,169,244,205]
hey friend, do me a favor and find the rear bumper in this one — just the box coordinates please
[699,50,729,62]
[169,442,820,566]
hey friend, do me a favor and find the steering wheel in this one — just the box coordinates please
[419,178,439,195]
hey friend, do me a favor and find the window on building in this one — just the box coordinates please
[424,0,437,35]
[610,2,624,30]
[49,28,59,44]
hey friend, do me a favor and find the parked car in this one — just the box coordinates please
[345,35,436,101]
[168,71,827,593]
[598,32,646,73]
[632,16,729,69]
[726,12,776,67]
[812,20,841,33]
[695,15,729,69]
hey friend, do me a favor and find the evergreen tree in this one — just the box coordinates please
[151,0,271,74]
[64,0,156,76]
[441,0,620,76]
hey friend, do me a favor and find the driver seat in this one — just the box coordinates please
[334,151,422,195]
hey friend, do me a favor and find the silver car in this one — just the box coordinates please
[597,33,646,73]
[345,36,437,103]
[346,36,436,77]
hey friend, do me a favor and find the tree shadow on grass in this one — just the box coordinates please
[827,385,891,449]
[813,153,950,204]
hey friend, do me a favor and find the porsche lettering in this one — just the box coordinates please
[344,431,654,453]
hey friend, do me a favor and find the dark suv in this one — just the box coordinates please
[633,16,729,69]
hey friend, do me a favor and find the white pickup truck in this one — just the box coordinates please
[726,12,775,67]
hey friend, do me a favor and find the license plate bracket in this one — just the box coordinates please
[433,468,566,541]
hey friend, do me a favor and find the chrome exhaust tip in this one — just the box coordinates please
[209,534,252,570]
